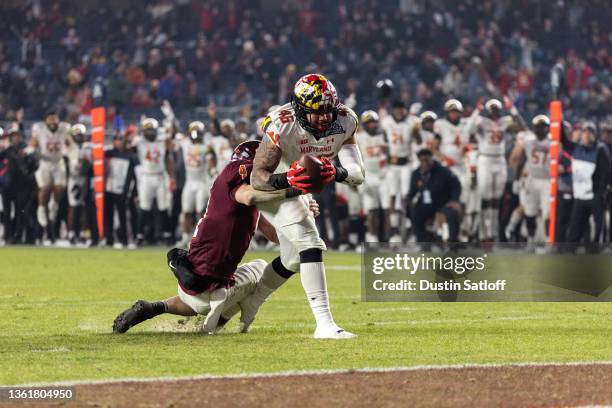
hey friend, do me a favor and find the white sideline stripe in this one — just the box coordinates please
[11,361,612,388]
[327,265,360,271]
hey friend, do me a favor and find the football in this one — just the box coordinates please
[300,154,327,193]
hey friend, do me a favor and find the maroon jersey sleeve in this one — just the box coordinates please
[228,162,253,202]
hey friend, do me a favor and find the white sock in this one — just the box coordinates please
[300,262,335,328]
[37,205,48,227]
[491,208,500,240]
[507,209,522,233]
[479,209,487,239]
[390,212,399,229]
[48,200,58,222]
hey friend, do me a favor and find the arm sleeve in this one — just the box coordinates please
[337,143,365,186]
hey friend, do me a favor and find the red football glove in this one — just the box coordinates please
[319,156,336,184]
[287,161,312,193]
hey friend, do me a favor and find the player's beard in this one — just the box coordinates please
[535,128,548,140]
[47,124,58,132]
[314,120,331,132]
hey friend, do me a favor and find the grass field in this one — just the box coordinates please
[1,246,611,386]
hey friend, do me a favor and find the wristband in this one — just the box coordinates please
[285,187,302,198]
[335,166,348,182]
[268,173,289,190]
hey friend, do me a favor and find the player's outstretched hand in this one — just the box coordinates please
[319,156,336,184]
[287,161,312,193]
[503,95,513,110]
[308,199,320,217]
[475,97,484,112]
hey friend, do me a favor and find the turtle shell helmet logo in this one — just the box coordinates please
[291,74,339,139]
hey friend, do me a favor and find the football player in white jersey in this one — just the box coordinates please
[355,110,390,242]
[413,111,437,164]
[509,115,551,242]
[380,100,416,243]
[246,74,364,339]
[434,100,472,176]
[434,99,481,238]
[469,98,526,241]
[30,111,70,242]
[135,118,176,246]
[177,121,216,247]
[208,129,232,176]
[65,124,92,245]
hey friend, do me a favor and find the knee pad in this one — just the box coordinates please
[481,199,490,209]
[272,256,295,279]
[491,199,501,209]
[299,248,322,263]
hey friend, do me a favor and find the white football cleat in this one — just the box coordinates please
[238,295,261,333]
[389,234,402,243]
[313,326,357,340]
[202,288,228,334]
[365,232,378,243]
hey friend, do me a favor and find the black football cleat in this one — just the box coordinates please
[112,300,156,333]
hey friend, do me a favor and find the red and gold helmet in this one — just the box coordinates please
[291,74,339,138]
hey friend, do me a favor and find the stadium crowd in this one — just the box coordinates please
[0,0,611,249]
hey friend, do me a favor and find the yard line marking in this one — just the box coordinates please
[11,361,612,388]
[31,347,70,353]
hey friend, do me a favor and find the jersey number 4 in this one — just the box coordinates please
[145,149,161,164]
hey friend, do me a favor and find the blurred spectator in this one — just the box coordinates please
[0,0,609,124]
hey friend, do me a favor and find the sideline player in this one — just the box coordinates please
[469,98,526,241]
[113,141,319,334]
[355,110,390,242]
[29,111,70,242]
[177,121,216,247]
[510,115,551,242]
[249,74,364,339]
[134,118,176,245]
[65,123,92,245]
[380,100,415,243]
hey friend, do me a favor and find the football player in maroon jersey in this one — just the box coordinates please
[113,141,319,334]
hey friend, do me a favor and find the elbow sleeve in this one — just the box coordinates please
[337,144,365,186]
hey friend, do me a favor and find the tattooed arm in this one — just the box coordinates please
[251,134,283,191]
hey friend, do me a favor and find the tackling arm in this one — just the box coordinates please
[234,184,300,207]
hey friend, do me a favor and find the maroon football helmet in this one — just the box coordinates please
[231,140,260,162]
